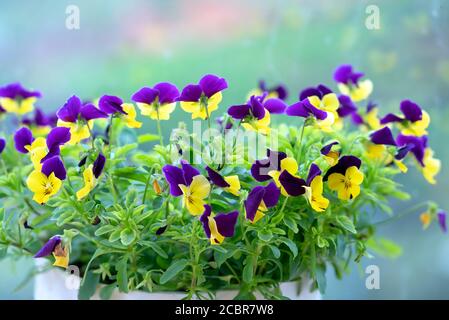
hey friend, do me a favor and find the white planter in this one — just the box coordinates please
[34,261,321,300]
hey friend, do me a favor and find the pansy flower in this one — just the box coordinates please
[99,95,141,128]
[420,210,447,233]
[57,95,108,144]
[206,166,240,196]
[0,83,41,115]
[320,141,340,166]
[34,236,70,268]
[76,153,106,200]
[333,65,373,102]
[438,211,447,233]
[163,161,210,215]
[366,126,397,160]
[14,127,47,169]
[27,156,66,204]
[380,100,430,137]
[0,138,5,155]
[200,205,238,245]
[248,80,288,101]
[251,149,287,182]
[22,108,56,136]
[395,134,439,184]
[179,74,227,120]
[132,83,179,120]
[244,182,280,223]
[268,156,306,197]
[304,164,329,212]
[286,84,339,132]
[325,155,364,200]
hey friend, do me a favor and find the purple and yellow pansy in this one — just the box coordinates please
[381,100,430,137]
[76,153,106,200]
[34,235,70,268]
[132,83,179,121]
[0,83,41,115]
[200,205,238,245]
[206,166,240,196]
[325,155,364,201]
[333,65,373,102]
[244,182,280,223]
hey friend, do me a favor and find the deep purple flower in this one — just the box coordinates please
[0,82,41,99]
[93,153,106,178]
[381,100,423,124]
[41,156,66,180]
[299,84,333,101]
[245,182,280,222]
[42,127,71,162]
[228,95,266,120]
[0,138,5,154]
[321,141,339,156]
[333,65,364,85]
[337,95,357,117]
[278,170,307,196]
[263,98,287,114]
[14,127,34,153]
[34,236,61,258]
[58,95,107,122]
[22,108,53,127]
[131,82,179,105]
[206,166,229,188]
[370,127,397,146]
[251,149,287,182]
[286,86,331,120]
[259,80,288,100]
[200,205,238,244]
[395,134,427,166]
[178,74,228,102]
[324,155,362,181]
[306,163,322,186]
[437,211,447,233]
[99,95,126,115]
[162,160,200,196]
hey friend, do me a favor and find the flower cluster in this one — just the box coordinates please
[0,67,445,299]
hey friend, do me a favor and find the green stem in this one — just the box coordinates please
[142,167,155,205]
[369,201,430,227]
[24,198,41,216]
[86,121,95,149]
[0,159,7,176]
[297,119,306,165]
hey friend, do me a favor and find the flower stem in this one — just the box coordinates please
[297,119,306,165]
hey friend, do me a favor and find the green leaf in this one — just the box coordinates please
[315,264,327,294]
[141,241,168,259]
[366,237,402,258]
[257,229,273,242]
[280,238,298,258]
[94,225,115,237]
[115,143,137,158]
[160,259,189,284]
[138,134,160,144]
[120,228,137,246]
[78,271,99,300]
[214,249,235,268]
[336,215,357,234]
[242,256,254,283]
[99,284,116,300]
[116,256,129,293]
[269,245,281,259]
[108,229,122,242]
[283,216,299,233]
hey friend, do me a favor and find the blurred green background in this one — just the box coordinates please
[1,0,448,299]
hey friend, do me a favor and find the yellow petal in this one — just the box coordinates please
[366,107,381,130]
[420,212,432,229]
[311,176,324,196]
[252,201,267,224]
[19,97,37,115]
[121,103,142,128]
[311,195,329,212]
[223,175,240,196]
[158,103,176,120]
[26,170,47,193]
[76,166,96,200]
[0,98,19,113]
[346,166,364,185]
[208,216,225,245]
[322,93,339,111]
[307,96,321,108]
[189,175,211,199]
[180,101,200,114]
[280,157,298,175]
[327,173,346,191]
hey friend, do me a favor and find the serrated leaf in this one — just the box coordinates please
[160,259,188,284]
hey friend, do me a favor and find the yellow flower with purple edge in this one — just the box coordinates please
[380,100,430,137]
[200,205,239,245]
[325,156,364,201]
[34,236,70,268]
[0,83,41,115]
[334,65,373,102]
[206,166,241,196]
[132,83,179,121]
[76,153,106,200]
[304,164,329,212]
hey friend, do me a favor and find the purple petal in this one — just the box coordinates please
[370,127,397,146]
[249,95,266,120]
[200,205,213,238]
[178,84,202,102]
[34,236,61,258]
[57,95,81,123]
[131,87,159,105]
[259,81,288,99]
[215,211,239,237]
[324,155,362,181]
[337,95,357,117]
[400,100,422,122]
[199,74,228,98]
[380,113,404,125]
[303,100,328,120]
[34,108,50,126]
[317,84,333,95]
[99,95,125,114]
[395,144,413,161]
[351,112,364,125]
[206,166,229,188]
[299,87,321,101]
[162,165,185,196]
[262,182,280,208]
[366,101,377,113]
[228,104,251,120]
[264,98,287,114]
[251,149,286,182]
[41,156,66,180]
[279,170,306,196]
[0,138,6,154]
[244,186,265,222]
[45,127,71,159]
[80,103,108,121]
[0,82,41,99]
[306,163,322,186]
[14,127,33,153]
[396,134,426,166]
[93,153,106,178]
[333,64,363,84]
[154,82,179,104]
[181,160,200,186]
[286,101,309,118]
[321,141,339,156]
[437,211,447,233]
